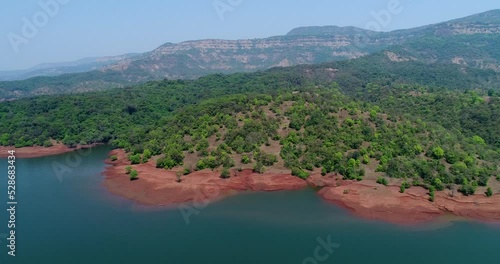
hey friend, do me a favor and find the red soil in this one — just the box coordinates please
[103,149,308,206]
[308,174,500,224]
[0,143,98,159]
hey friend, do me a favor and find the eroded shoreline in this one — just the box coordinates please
[103,149,500,224]
[3,145,499,225]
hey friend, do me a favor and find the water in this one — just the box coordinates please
[1,146,499,264]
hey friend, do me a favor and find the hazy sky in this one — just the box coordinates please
[1,0,499,71]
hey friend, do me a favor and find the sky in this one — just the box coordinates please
[0,0,499,71]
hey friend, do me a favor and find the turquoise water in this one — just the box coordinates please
[1,146,500,264]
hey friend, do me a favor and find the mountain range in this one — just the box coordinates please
[1,9,499,100]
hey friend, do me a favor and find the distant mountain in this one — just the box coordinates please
[0,10,499,100]
[0,53,138,81]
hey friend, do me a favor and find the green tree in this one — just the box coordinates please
[430,147,445,159]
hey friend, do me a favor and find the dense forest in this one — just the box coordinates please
[1,54,499,197]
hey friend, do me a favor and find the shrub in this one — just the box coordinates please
[429,186,436,202]
[486,187,493,197]
[253,162,265,174]
[376,177,388,186]
[183,167,192,175]
[110,155,118,161]
[400,184,406,193]
[433,178,444,191]
[291,168,310,179]
[129,154,141,165]
[430,147,445,159]
[241,155,251,164]
[130,170,139,181]
[220,168,230,179]
[459,184,477,196]
[125,166,132,174]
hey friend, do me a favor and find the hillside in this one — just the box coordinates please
[1,10,500,100]
[1,56,499,200]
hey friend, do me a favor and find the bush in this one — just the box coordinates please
[110,155,118,161]
[486,187,493,197]
[129,154,141,165]
[183,167,192,175]
[430,147,445,159]
[459,184,477,196]
[429,186,436,202]
[376,177,388,186]
[400,184,406,193]
[125,166,132,174]
[433,178,444,191]
[241,155,251,164]
[130,170,139,181]
[253,162,265,174]
[291,168,310,179]
[220,168,230,179]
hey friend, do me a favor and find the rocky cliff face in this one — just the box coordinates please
[1,10,499,99]
[100,10,500,80]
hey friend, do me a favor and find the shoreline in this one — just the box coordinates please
[0,143,100,159]
[2,145,499,225]
[102,149,308,206]
[103,149,500,225]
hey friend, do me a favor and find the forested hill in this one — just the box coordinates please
[1,54,499,196]
[1,10,500,100]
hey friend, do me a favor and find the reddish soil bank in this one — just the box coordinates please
[104,149,500,224]
[309,174,500,224]
[103,149,308,206]
[0,143,98,159]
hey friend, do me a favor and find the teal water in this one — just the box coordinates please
[1,146,500,264]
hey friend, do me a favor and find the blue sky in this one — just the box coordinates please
[1,0,499,71]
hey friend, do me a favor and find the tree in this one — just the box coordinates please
[430,147,445,159]
[130,170,139,181]
[125,166,132,174]
[472,135,486,145]
[129,154,141,164]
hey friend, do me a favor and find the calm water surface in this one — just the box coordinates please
[1,146,499,264]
